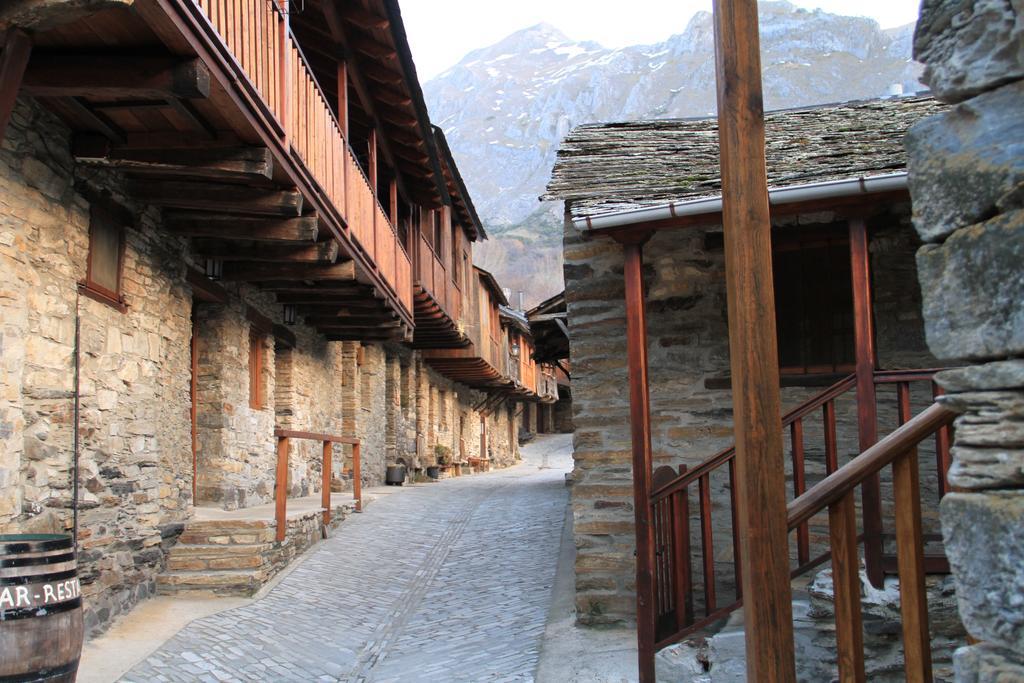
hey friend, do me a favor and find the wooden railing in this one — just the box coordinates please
[191,0,412,317]
[273,429,361,543]
[416,233,460,322]
[649,369,956,651]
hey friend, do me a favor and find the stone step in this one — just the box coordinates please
[166,551,268,572]
[176,526,277,545]
[168,542,275,559]
[156,569,265,597]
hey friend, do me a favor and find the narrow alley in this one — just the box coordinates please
[115,435,573,683]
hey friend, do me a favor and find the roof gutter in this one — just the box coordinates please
[574,172,908,232]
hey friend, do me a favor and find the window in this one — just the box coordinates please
[81,204,125,309]
[248,329,265,410]
[772,226,855,375]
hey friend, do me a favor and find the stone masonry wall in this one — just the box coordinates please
[0,97,193,633]
[908,1,1024,678]
[563,202,944,626]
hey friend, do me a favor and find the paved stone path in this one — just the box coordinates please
[122,434,573,683]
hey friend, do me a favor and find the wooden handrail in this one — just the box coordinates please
[787,402,957,529]
[274,428,362,542]
[274,428,358,445]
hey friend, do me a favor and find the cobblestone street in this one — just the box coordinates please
[121,434,573,683]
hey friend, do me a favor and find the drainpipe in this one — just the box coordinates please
[72,290,81,557]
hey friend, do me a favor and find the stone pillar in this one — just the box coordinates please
[907,2,1024,677]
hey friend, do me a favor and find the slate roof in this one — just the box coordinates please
[542,96,945,220]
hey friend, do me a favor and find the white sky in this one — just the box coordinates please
[400,0,922,80]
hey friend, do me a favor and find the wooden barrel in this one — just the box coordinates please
[0,534,84,682]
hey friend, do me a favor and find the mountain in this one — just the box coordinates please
[422,2,923,306]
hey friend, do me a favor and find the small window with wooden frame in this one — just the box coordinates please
[248,329,266,410]
[80,203,127,311]
[772,224,855,376]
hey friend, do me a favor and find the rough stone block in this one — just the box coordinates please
[914,0,1024,103]
[907,80,1024,242]
[917,210,1024,360]
[954,643,1024,682]
[937,359,1024,392]
[943,390,1024,448]
[948,445,1024,488]
[940,492,1024,650]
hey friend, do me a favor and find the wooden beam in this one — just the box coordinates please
[129,180,303,216]
[164,212,319,243]
[712,0,796,681]
[343,6,390,30]
[22,55,210,99]
[192,239,339,263]
[74,137,274,181]
[349,34,397,61]
[849,217,883,588]
[62,96,126,143]
[0,28,31,141]
[186,266,229,303]
[618,236,657,683]
[221,260,355,282]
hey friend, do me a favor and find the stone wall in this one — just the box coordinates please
[907,1,1024,678]
[563,201,943,626]
[0,97,194,632]
[0,95,526,635]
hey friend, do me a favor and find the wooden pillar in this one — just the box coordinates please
[368,128,378,192]
[275,436,289,542]
[849,217,883,587]
[352,441,362,512]
[711,0,796,680]
[322,441,332,526]
[618,235,657,683]
[336,60,348,139]
[0,29,32,141]
[277,2,290,140]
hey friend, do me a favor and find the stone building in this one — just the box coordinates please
[528,291,573,435]
[542,94,963,651]
[0,0,552,636]
[906,0,1024,678]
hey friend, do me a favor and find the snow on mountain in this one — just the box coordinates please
[422,2,924,306]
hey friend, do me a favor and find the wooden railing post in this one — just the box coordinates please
[791,419,809,566]
[698,473,717,615]
[829,491,866,683]
[322,440,332,526]
[275,436,290,542]
[671,465,693,627]
[895,383,933,682]
[352,440,362,513]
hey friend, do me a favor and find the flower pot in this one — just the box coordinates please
[385,464,406,486]
[426,466,440,479]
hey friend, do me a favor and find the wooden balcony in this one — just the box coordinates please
[15,0,427,341]
[411,232,467,348]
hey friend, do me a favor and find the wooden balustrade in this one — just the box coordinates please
[415,233,459,322]
[190,0,412,317]
[650,369,958,654]
[273,429,361,543]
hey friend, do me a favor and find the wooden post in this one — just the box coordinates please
[849,217,883,587]
[336,60,348,139]
[275,436,289,542]
[352,441,362,512]
[322,440,332,526]
[895,384,933,682]
[712,0,796,679]
[368,128,378,192]
[0,29,32,141]
[619,236,657,683]
[830,492,867,682]
[277,2,289,141]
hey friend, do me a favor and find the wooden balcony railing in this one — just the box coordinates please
[192,0,412,316]
[649,369,957,655]
[273,429,361,543]
[416,233,461,322]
